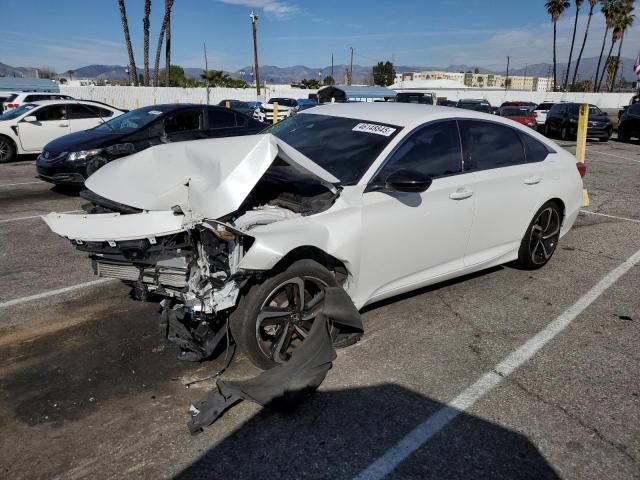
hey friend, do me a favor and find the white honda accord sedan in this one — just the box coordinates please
[44,103,584,368]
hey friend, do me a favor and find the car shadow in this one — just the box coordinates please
[174,384,560,479]
[50,184,83,197]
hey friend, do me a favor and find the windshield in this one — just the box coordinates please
[501,107,531,116]
[268,113,401,185]
[0,103,36,121]
[269,98,297,107]
[95,106,169,132]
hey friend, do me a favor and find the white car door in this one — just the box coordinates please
[357,120,476,304]
[68,104,107,133]
[458,120,547,267]
[18,105,70,152]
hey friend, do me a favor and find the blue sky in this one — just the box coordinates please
[2,0,639,72]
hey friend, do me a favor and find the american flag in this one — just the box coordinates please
[634,52,640,77]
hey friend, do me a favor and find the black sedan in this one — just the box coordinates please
[217,99,254,117]
[617,102,640,142]
[544,102,612,142]
[36,104,266,186]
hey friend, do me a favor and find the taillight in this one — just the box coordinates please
[7,103,19,109]
[576,162,586,178]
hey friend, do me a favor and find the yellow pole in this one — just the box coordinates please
[575,103,590,207]
[273,101,279,124]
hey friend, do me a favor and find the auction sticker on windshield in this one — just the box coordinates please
[352,123,396,136]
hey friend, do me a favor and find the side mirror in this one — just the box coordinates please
[23,115,38,123]
[384,169,433,193]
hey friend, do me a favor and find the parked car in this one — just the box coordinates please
[36,103,266,185]
[0,100,124,163]
[499,106,537,128]
[395,92,435,105]
[44,103,583,369]
[544,102,612,142]
[3,92,74,112]
[456,99,493,114]
[437,99,457,107]
[500,101,537,109]
[254,97,298,123]
[295,98,318,111]
[217,99,254,117]
[616,102,640,141]
[533,102,556,127]
[0,91,18,109]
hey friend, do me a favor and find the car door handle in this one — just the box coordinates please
[449,188,473,200]
[524,176,542,185]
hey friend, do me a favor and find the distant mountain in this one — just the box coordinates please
[2,57,637,85]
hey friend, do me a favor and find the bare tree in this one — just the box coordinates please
[117,0,138,86]
[143,0,151,86]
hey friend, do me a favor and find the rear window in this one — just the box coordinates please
[269,98,297,107]
[501,107,531,116]
[537,103,554,111]
[4,94,18,103]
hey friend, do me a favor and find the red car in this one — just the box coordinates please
[499,106,537,128]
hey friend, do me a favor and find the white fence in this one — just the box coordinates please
[59,85,636,111]
[58,85,316,111]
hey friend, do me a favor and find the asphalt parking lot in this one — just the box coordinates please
[0,138,639,480]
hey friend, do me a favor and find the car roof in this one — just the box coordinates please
[301,102,527,129]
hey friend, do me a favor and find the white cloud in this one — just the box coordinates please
[218,0,299,18]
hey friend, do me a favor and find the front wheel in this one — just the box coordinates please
[0,136,16,163]
[230,259,339,370]
[516,202,562,270]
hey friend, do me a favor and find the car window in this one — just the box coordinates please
[374,121,462,181]
[628,103,640,115]
[69,104,103,119]
[460,120,525,171]
[519,132,550,163]
[33,105,67,121]
[568,104,579,115]
[268,113,402,185]
[269,98,297,107]
[537,103,554,110]
[589,105,603,116]
[207,108,237,128]
[95,106,170,132]
[25,94,51,102]
[164,109,203,134]
[4,94,18,103]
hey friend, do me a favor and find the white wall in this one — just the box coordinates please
[59,85,316,110]
[422,89,634,109]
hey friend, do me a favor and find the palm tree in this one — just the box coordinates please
[594,0,617,91]
[572,0,598,87]
[164,0,173,87]
[117,0,138,86]
[598,2,625,91]
[564,1,584,90]
[143,0,151,86]
[610,0,635,91]
[546,0,570,91]
[153,0,174,87]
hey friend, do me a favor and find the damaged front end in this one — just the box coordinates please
[44,134,341,361]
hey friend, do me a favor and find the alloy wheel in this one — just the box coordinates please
[529,207,561,266]
[256,276,328,363]
[0,140,10,162]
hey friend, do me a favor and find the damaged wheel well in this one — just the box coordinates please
[273,246,349,286]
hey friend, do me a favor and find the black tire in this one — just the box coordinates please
[516,201,562,270]
[544,122,553,138]
[230,259,339,370]
[0,136,16,163]
[599,136,610,143]
[618,124,629,142]
[560,125,571,141]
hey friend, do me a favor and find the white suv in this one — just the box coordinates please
[3,92,74,112]
[254,98,298,123]
[533,102,556,127]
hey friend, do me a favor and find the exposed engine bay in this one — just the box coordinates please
[72,160,339,360]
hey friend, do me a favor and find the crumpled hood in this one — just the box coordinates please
[85,133,338,220]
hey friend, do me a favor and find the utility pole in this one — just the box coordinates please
[505,56,511,91]
[250,10,261,97]
[203,42,210,104]
[349,47,354,86]
[331,53,334,81]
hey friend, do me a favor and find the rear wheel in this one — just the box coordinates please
[618,125,629,142]
[230,259,339,370]
[560,125,571,141]
[0,136,16,163]
[516,202,562,270]
[544,123,553,138]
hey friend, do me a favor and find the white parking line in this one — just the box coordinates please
[354,247,640,480]
[0,278,115,309]
[587,149,640,163]
[580,209,640,224]
[0,181,43,187]
[0,209,82,224]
